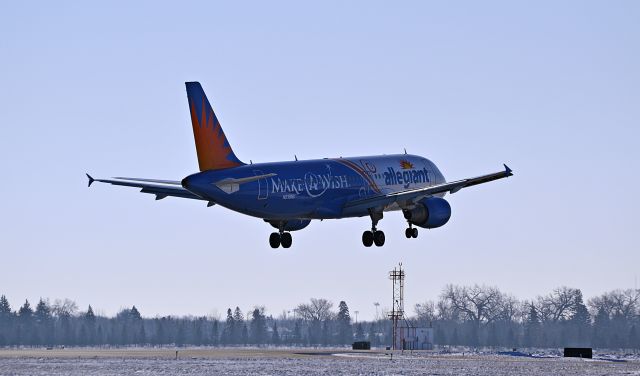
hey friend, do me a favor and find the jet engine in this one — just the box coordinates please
[403,197,451,229]
[268,219,311,232]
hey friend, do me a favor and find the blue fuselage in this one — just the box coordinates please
[182,154,445,220]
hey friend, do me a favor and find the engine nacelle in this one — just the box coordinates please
[268,219,311,232]
[403,197,451,229]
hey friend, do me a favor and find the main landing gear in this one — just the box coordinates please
[269,231,292,248]
[405,223,418,239]
[363,210,385,247]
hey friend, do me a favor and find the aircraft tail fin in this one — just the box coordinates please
[185,82,244,171]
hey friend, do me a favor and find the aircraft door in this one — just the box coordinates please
[254,170,269,200]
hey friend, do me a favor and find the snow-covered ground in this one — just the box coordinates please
[0,349,639,376]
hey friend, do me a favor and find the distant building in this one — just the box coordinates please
[395,326,434,350]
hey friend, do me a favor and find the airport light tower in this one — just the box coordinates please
[388,263,405,350]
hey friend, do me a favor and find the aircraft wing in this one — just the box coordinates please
[343,165,513,213]
[86,174,208,202]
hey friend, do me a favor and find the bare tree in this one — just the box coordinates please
[496,294,521,323]
[295,298,334,322]
[535,287,581,323]
[435,298,459,322]
[441,284,505,325]
[51,298,78,317]
[588,289,640,320]
[414,301,437,324]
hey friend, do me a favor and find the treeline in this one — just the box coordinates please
[0,286,639,350]
[414,285,640,350]
[0,297,380,348]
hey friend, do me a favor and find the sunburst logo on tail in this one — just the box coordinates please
[399,159,414,170]
[190,97,243,171]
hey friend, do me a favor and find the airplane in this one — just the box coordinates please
[87,82,513,248]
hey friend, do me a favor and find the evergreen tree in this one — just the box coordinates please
[233,307,244,344]
[85,305,96,322]
[0,294,11,345]
[18,300,34,345]
[84,305,96,345]
[0,295,10,315]
[570,291,590,344]
[18,299,33,318]
[524,304,541,348]
[221,308,234,345]
[233,307,244,321]
[336,301,352,345]
[250,308,267,345]
[128,306,143,344]
[571,293,590,326]
[35,299,53,346]
[130,306,142,320]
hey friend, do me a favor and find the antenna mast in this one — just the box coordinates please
[388,263,405,350]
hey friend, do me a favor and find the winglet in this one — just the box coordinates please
[504,164,513,176]
[86,173,95,187]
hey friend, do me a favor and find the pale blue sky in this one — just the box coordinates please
[1,1,638,320]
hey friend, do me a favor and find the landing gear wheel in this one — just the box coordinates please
[362,231,374,247]
[269,232,281,248]
[411,228,418,238]
[280,232,292,248]
[373,230,385,247]
[405,228,412,238]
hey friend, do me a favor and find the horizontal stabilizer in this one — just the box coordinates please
[113,177,182,185]
[87,175,206,201]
